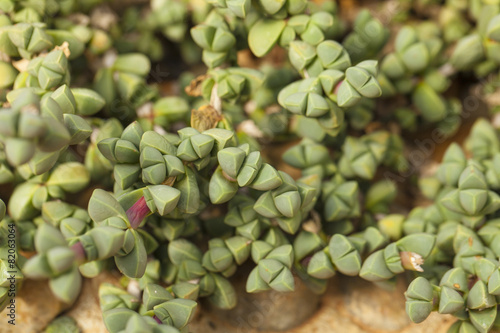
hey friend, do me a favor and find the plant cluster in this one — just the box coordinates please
[1,0,500,332]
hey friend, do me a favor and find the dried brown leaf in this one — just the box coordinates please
[162,176,177,187]
[191,104,223,132]
[185,74,209,97]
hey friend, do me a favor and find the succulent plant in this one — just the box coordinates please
[3,0,500,332]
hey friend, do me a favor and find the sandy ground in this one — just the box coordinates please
[0,272,460,333]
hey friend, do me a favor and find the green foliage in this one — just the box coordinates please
[3,1,500,332]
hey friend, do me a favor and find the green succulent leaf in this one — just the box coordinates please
[248,19,285,57]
